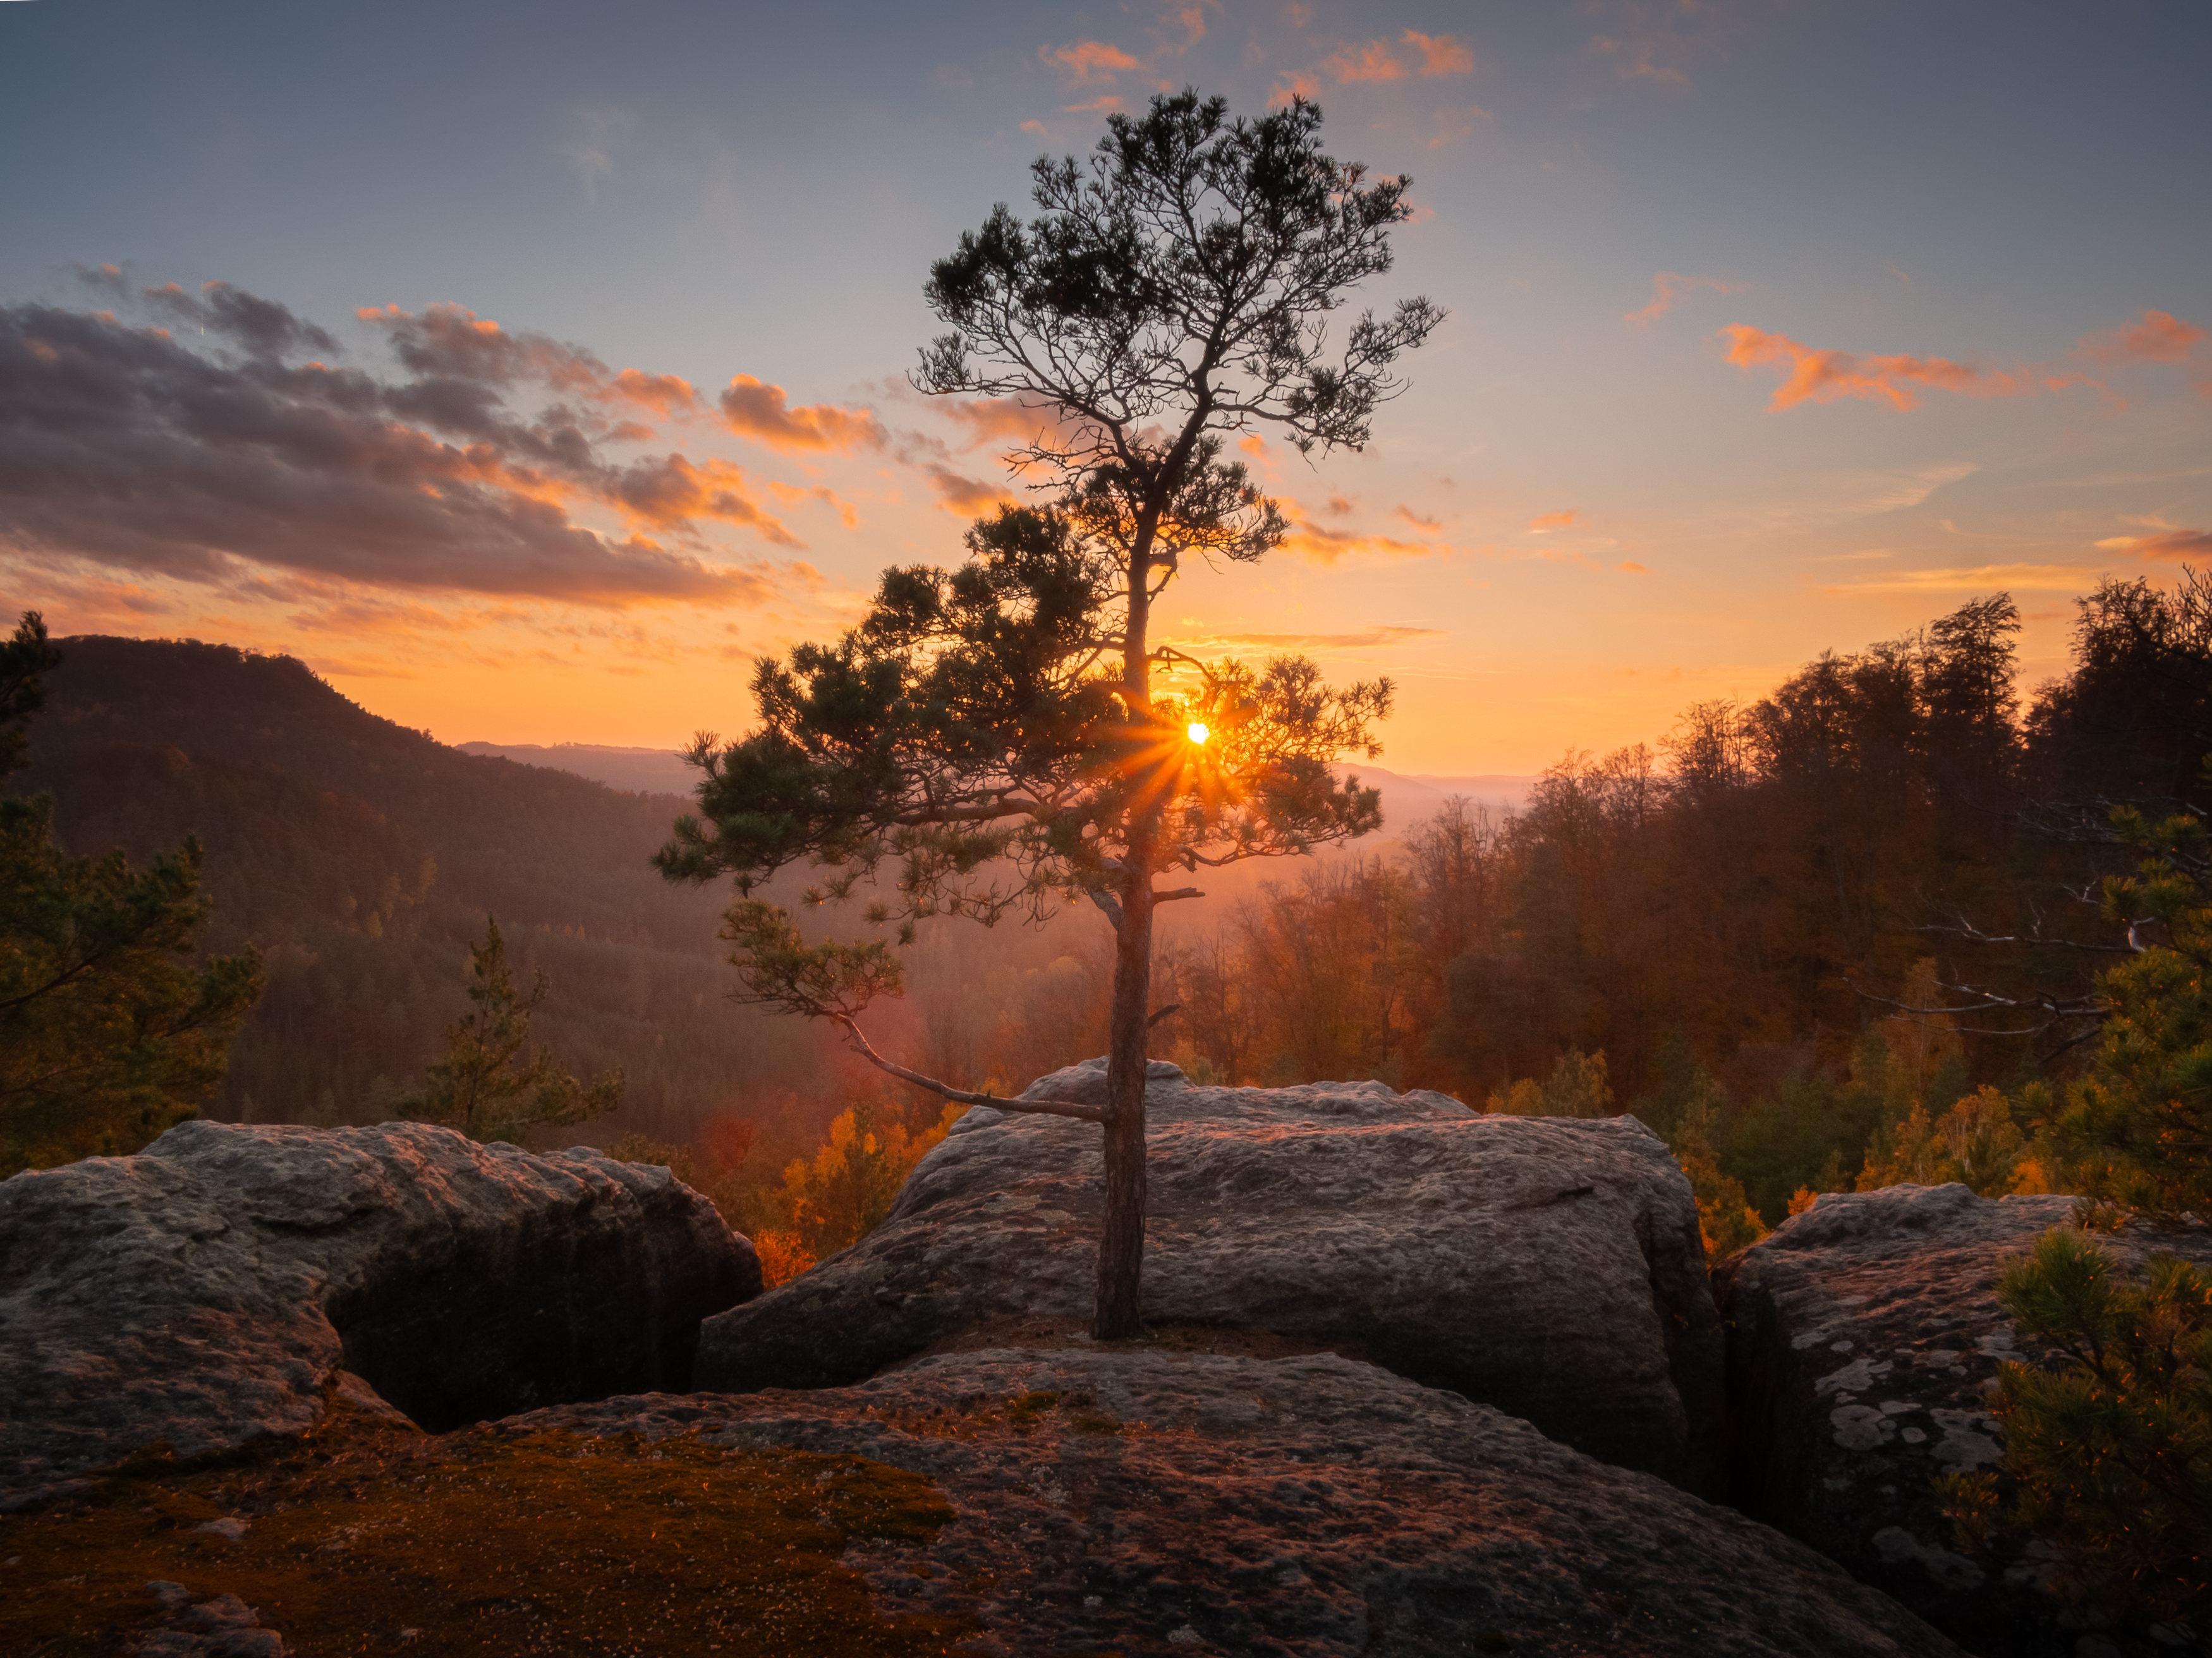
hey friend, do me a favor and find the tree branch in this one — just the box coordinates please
[831,1014,1108,1122]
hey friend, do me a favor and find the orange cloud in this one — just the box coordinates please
[1042,40,1139,83]
[767,481,859,528]
[718,376,885,452]
[2096,526,2212,560]
[1270,71,1322,107]
[609,368,698,419]
[1402,30,1473,76]
[1720,325,2036,412]
[934,395,1083,452]
[1619,560,1650,574]
[1625,272,1747,327]
[360,302,696,422]
[924,466,1016,514]
[1322,40,1404,82]
[1528,510,1579,531]
[2078,309,2207,366]
[1393,504,1441,530]
[604,455,799,546]
[1280,499,1440,564]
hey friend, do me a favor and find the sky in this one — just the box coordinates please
[1,0,2207,774]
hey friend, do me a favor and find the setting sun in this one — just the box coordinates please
[1186,722,1210,746]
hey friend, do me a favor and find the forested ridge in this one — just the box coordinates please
[1134,577,2212,1228]
[21,575,2210,1238]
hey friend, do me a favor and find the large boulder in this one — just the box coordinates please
[526,1346,1962,1656]
[697,1058,1725,1491]
[1716,1182,2212,1655]
[0,1119,760,1510]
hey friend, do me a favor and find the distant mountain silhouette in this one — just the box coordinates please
[15,638,820,1140]
[456,741,697,799]
[17,639,1519,1147]
[453,741,1537,829]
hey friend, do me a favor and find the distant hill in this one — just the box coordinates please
[16,641,1534,1150]
[456,741,697,799]
[451,743,1538,830]
[15,638,830,1143]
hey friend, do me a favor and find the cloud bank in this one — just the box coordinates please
[0,289,807,607]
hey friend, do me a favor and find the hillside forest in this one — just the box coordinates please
[14,574,2207,1269]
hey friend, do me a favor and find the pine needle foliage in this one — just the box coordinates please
[0,613,262,1176]
[398,916,622,1146]
[1941,1229,2212,1627]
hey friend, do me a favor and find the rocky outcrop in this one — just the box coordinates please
[525,1346,1962,1656]
[0,1120,760,1510]
[697,1058,1724,1491]
[1716,1182,2212,1655]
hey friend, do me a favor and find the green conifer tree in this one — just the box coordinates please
[0,613,264,1177]
[398,916,622,1145]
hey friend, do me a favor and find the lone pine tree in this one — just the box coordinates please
[0,612,263,1176]
[657,91,1439,1337]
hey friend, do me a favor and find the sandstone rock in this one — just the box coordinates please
[698,1058,1723,1490]
[521,1346,1962,1657]
[1715,1181,2212,1656]
[0,1120,760,1510]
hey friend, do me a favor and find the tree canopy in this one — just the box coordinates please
[660,90,1437,1336]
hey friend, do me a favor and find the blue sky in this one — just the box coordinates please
[3,0,2207,769]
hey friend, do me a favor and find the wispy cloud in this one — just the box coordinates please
[1723,308,2207,413]
[718,375,885,452]
[1041,40,1139,85]
[1720,324,2040,411]
[1166,623,1446,651]
[1281,498,1444,564]
[1321,40,1406,82]
[1821,562,2102,595]
[921,466,1016,514]
[1528,509,1579,531]
[2096,524,2212,560]
[559,107,634,202]
[1403,30,1474,76]
[2077,308,2206,365]
[1624,271,1747,327]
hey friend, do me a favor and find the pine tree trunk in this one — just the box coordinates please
[1094,857,1153,1340]
[1094,512,1160,1341]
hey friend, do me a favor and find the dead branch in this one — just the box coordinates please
[831,1014,1109,1122]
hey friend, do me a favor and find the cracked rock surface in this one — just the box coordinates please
[520,1346,1960,1657]
[698,1058,1723,1491]
[1715,1181,2212,1656]
[0,1120,760,1510]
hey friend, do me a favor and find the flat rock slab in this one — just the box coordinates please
[1715,1181,2212,1656]
[696,1059,1723,1489]
[701,1060,1723,1489]
[525,1347,1960,1657]
[0,1120,760,1510]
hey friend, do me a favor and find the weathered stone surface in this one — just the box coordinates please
[523,1347,1962,1657]
[698,1057,1724,1490]
[0,1120,760,1510]
[1716,1181,2212,1656]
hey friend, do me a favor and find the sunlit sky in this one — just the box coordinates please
[3,0,2207,773]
